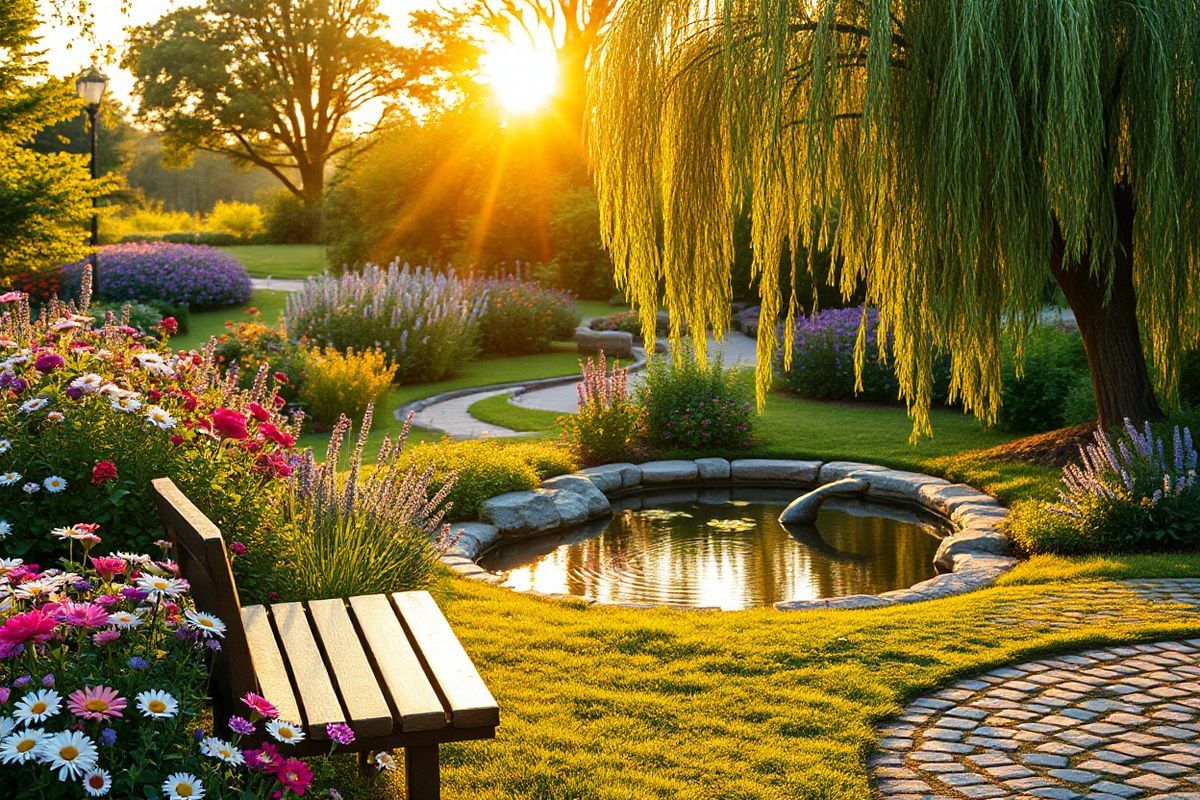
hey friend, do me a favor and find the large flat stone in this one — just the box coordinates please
[638,460,700,484]
[776,594,895,611]
[855,468,951,501]
[541,474,611,517]
[550,490,590,526]
[577,463,641,493]
[918,483,1002,516]
[574,327,634,358]
[934,532,1013,570]
[694,457,731,481]
[779,477,868,524]
[448,522,500,558]
[730,459,821,483]
[480,489,562,534]
[818,461,891,482]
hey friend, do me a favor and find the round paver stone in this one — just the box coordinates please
[872,634,1200,800]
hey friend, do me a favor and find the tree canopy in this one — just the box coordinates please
[589,0,1200,436]
[124,0,430,206]
[0,0,100,280]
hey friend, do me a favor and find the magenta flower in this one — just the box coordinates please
[68,685,127,721]
[243,742,283,773]
[92,630,121,646]
[54,602,110,629]
[242,692,278,720]
[0,610,58,651]
[325,723,355,746]
[33,352,65,373]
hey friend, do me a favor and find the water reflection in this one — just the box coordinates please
[478,487,946,610]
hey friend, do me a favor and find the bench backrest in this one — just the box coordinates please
[150,477,258,705]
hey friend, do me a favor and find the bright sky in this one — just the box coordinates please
[36,0,436,108]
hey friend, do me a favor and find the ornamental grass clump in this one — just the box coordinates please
[561,353,641,465]
[284,263,484,383]
[0,532,353,798]
[276,405,454,601]
[63,243,252,309]
[1006,419,1200,555]
[0,270,299,575]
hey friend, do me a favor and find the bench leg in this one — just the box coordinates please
[405,744,440,800]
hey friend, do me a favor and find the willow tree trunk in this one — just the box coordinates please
[1048,185,1163,429]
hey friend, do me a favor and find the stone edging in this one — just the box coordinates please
[439,459,1018,611]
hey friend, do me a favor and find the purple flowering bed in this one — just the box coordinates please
[66,243,252,309]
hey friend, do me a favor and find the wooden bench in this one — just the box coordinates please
[150,477,498,799]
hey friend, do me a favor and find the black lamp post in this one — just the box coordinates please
[75,66,108,294]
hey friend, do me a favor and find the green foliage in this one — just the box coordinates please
[999,327,1096,432]
[399,438,576,519]
[124,0,421,205]
[638,351,755,450]
[206,200,265,239]
[474,278,581,355]
[0,0,102,281]
[211,311,306,403]
[591,0,1200,436]
[264,189,322,244]
[90,298,189,336]
[543,186,617,299]
[562,355,642,465]
[298,346,396,426]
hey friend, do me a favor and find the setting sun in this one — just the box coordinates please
[480,37,559,115]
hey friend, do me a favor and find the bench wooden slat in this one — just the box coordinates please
[271,602,344,738]
[306,598,394,738]
[347,594,448,732]
[391,591,499,729]
[241,604,303,726]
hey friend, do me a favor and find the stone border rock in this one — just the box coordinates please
[439,459,1018,610]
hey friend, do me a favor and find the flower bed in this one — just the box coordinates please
[64,243,252,310]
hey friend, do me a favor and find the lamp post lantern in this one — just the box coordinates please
[75,66,108,294]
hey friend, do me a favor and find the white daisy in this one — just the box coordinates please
[0,438,10,453]
[135,690,178,719]
[135,574,186,599]
[199,736,244,766]
[38,729,99,781]
[145,406,178,430]
[13,579,58,599]
[108,610,144,629]
[13,689,61,725]
[134,353,174,376]
[0,471,22,486]
[51,525,93,541]
[161,772,205,800]
[45,411,64,423]
[0,520,11,539]
[42,475,68,493]
[0,559,23,577]
[82,768,112,797]
[69,373,104,394]
[110,396,142,413]
[374,751,397,771]
[0,727,44,764]
[18,398,48,413]
[265,719,305,744]
[0,716,17,739]
[184,610,226,638]
[50,318,81,331]
[115,551,153,564]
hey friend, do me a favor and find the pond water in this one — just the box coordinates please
[477,487,947,610]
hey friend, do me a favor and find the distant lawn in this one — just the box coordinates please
[469,391,566,432]
[170,289,290,351]
[220,244,326,280]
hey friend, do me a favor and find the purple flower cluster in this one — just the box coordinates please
[779,306,904,403]
[66,243,252,309]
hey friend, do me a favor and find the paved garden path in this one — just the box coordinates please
[872,579,1200,800]
[250,277,307,292]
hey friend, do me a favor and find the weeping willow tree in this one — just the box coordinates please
[588,0,1200,437]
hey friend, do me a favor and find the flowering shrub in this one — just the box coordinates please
[637,351,754,451]
[400,438,577,520]
[778,307,953,405]
[205,201,265,240]
[297,347,395,427]
[470,277,580,355]
[2,272,63,306]
[285,263,484,383]
[63,243,252,309]
[0,535,363,798]
[274,407,454,601]
[589,311,642,337]
[1005,419,1200,554]
[561,354,642,465]
[0,272,298,586]
[212,310,307,406]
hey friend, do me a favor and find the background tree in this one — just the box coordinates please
[590,0,1200,435]
[0,0,100,280]
[124,0,428,207]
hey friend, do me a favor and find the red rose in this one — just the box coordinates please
[91,460,118,485]
[247,402,270,422]
[158,317,178,335]
[210,408,249,440]
[259,423,296,448]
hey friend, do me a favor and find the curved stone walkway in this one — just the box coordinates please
[872,583,1200,799]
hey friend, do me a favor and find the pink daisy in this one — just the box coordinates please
[242,692,278,720]
[67,686,126,721]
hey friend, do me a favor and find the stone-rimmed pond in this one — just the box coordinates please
[477,487,948,610]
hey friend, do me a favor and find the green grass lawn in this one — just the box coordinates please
[219,244,326,279]
[170,289,290,351]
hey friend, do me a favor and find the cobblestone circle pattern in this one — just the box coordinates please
[872,581,1200,799]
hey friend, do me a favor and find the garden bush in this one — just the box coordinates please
[998,326,1095,432]
[274,406,453,600]
[0,275,297,587]
[206,200,266,240]
[561,354,642,465]
[297,346,395,427]
[0,536,355,797]
[637,351,754,450]
[89,299,190,337]
[284,263,484,383]
[399,437,576,519]
[212,311,307,405]
[264,190,322,244]
[590,311,642,337]
[1005,419,1200,555]
[471,276,580,355]
[65,242,252,309]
